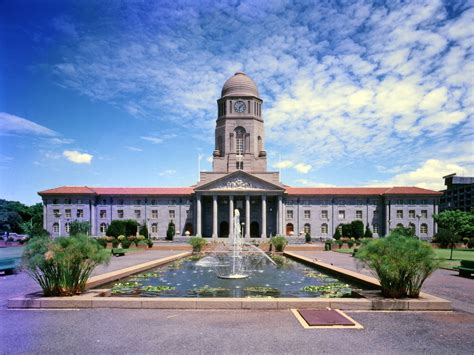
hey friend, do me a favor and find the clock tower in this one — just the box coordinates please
[212,72,267,173]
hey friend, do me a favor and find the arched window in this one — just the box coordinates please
[286,223,294,236]
[420,223,428,234]
[65,223,70,233]
[396,223,404,228]
[409,223,416,233]
[235,127,245,156]
[53,223,59,233]
[321,223,328,235]
[304,223,311,235]
[151,223,158,234]
[100,223,107,235]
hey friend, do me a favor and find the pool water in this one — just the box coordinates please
[102,255,360,298]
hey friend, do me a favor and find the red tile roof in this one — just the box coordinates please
[285,186,442,196]
[38,186,194,196]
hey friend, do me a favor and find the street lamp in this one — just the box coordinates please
[57,212,62,236]
[416,215,421,239]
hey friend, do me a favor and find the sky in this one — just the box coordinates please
[0,0,473,205]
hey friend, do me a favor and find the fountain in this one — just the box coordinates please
[196,209,276,279]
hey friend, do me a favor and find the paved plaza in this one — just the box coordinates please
[1,249,473,354]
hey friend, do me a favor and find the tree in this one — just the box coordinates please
[364,225,373,239]
[0,199,45,234]
[434,210,474,260]
[351,220,364,239]
[139,224,149,239]
[333,227,342,240]
[106,220,126,238]
[341,223,352,238]
[69,221,91,236]
[391,225,416,238]
[166,221,175,241]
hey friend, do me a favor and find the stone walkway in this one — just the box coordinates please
[290,250,474,314]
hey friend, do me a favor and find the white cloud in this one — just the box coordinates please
[158,169,176,177]
[295,179,335,187]
[63,150,93,164]
[294,163,312,174]
[0,112,57,137]
[371,159,474,190]
[126,146,143,152]
[140,136,163,144]
[273,160,294,169]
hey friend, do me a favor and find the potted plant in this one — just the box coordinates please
[188,236,207,253]
[270,235,288,253]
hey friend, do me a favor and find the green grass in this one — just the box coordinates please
[333,248,355,254]
[433,248,474,269]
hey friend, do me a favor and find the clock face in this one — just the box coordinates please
[234,100,246,113]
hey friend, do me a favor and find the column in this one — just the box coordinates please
[261,196,267,238]
[229,196,234,238]
[245,195,250,238]
[278,195,283,235]
[196,195,202,236]
[385,201,390,236]
[433,201,439,235]
[212,195,218,239]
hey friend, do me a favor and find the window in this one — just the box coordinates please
[118,210,124,219]
[408,199,415,205]
[53,209,60,217]
[100,223,107,235]
[356,210,362,219]
[321,210,328,219]
[286,210,293,219]
[338,200,345,205]
[151,223,158,233]
[65,209,71,218]
[77,199,82,204]
[304,223,311,234]
[100,210,107,219]
[396,223,404,228]
[409,222,416,232]
[338,210,345,219]
[169,210,175,219]
[53,199,58,204]
[65,223,70,233]
[152,210,158,219]
[397,199,403,205]
[53,223,59,233]
[118,199,124,205]
[409,210,415,218]
[304,210,311,219]
[321,223,328,234]
[135,200,141,205]
[236,161,243,170]
[373,223,379,233]
[151,199,157,205]
[169,200,176,206]
[235,127,245,156]
[186,209,193,218]
[420,223,428,234]
[65,199,71,204]
[101,199,107,205]
[373,210,379,219]
[396,210,403,218]
[77,209,83,218]
[135,210,141,219]
[421,210,427,218]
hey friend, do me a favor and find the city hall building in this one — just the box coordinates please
[39,72,441,240]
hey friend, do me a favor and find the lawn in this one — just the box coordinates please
[334,247,474,269]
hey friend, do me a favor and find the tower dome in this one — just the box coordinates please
[221,72,260,98]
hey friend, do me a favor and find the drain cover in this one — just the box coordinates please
[298,309,354,326]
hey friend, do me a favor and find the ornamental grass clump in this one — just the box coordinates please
[355,235,439,298]
[188,236,207,253]
[22,235,110,297]
[270,235,288,252]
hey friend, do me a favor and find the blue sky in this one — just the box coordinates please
[1,0,473,205]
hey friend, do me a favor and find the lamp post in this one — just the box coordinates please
[416,215,421,239]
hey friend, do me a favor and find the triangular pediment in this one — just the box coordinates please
[195,171,285,192]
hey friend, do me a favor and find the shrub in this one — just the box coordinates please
[305,233,311,243]
[351,220,364,240]
[96,237,107,248]
[333,228,342,240]
[347,238,355,248]
[69,221,90,236]
[336,240,343,249]
[112,238,119,248]
[355,234,439,298]
[432,228,450,248]
[270,235,288,252]
[166,221,175,241]
[341,224,352,238]
[136,235,146,241]
[462,237,469,246]
[117,235,126,241]
[106,220,139,238]
[22,235,110,296]
[121,239,131,249]
[147,239,153,248]
[137,240,147,247]
[468,238,474,248]
[391,225,416,238]
[188,236,207,252]
[128,235,136,246]
[139,224,149,239]
[364,226,373,239]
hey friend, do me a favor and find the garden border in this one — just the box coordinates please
[8,251,452,311]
